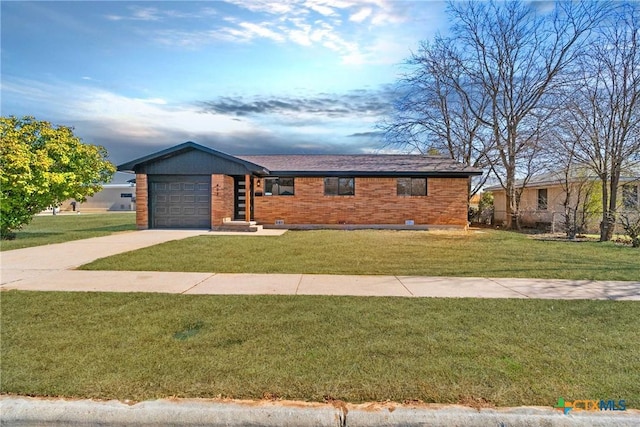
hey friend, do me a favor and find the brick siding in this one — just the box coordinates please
[211,174,235,226]
[135,174,148,229]
[253,177,469,226]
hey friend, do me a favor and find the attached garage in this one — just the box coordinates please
[117,142,269,230]
[149,175,211,229]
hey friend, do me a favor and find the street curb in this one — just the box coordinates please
[2,397,639,426]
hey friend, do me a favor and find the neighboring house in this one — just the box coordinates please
[486,172,640,231]
[117,142,482,230]
[45,183,136,213]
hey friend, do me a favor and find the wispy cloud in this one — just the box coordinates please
[105,6,163,21]
[303,0,339,17]
[238,21,286,42]
[106,6,218,22]
[110,0,426,65]
[198,88,394,120]
[228,1,300,16]
[349,7,372,23]
[1,77,259,154]
[196,89,392,152]
[1,77,392,160]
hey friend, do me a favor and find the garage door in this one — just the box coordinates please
[149,176,211,229]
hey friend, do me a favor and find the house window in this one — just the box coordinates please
[623,184,638,208]
[324,177,355,195]
[264,177,294,196]
[537,188,548,210]
[397,178,427,196]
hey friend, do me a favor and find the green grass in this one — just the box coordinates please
[2,291,638,407]
[0,213,136,251]
[81,229,640,281]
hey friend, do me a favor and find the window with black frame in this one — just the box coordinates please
[397,177,427,196]
[264,177,295,196]
[324,177,354,195]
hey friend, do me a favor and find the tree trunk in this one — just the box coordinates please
[604,175,620,241]
[599,178,611,241]
[505,190,522,230]
[601,212,616,241]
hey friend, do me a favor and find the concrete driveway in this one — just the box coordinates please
[1,230,639,300]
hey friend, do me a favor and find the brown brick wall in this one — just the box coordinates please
[136,174,469,229]
[211,174,235,226]
[135,174,148,229]
[253,177,469,226]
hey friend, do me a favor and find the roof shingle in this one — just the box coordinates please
[239,154,482,176]
[116,142,482,177]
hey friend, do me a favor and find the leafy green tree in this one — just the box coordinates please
[1,116,115,238]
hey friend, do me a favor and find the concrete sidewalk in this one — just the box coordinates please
[1,230,639,299]
[2,270,639,299]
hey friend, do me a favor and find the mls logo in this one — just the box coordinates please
[554,397,626,414]
[554,397,573,414]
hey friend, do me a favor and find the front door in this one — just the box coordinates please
[233,176,253,220]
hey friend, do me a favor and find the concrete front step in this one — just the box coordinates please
[215,220,262,232]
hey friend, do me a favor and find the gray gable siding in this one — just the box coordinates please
[139,149,257,176]
[117,142,268,175]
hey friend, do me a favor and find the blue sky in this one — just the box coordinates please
[1,0,449,165]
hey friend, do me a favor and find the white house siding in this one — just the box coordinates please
[59,184,136,212]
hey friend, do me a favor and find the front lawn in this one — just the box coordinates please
[81,229,640,281]
[0,213,136,251]
[2,291,638,407]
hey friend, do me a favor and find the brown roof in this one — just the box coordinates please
[116,142,482,177]
[239,154,482,177]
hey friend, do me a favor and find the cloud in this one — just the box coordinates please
[287,25,313,45]
[105,5,218,22]
[238,21,286,42]
[1,76,394,162]
[303,0,338,17]
[80,88,395,158]
[197,128,380,155]
[95,119,379,163]
[2,77,260,156]
[195,89,393,155]
[105,6,163,21]
[349,7,372,23]
[226,1,300,16]
[70,92,256,140]
[198,88,394,120]
[120,0,428,65]
[347,131,384,138]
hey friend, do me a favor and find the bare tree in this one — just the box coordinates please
[549,121,598,238]
[383,1,604,228]
[382,37,492,197]
[619,184,640,247]
[445,0,604,229]
[563,2,640,241]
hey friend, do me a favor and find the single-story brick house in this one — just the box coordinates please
[117,142,482,230]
